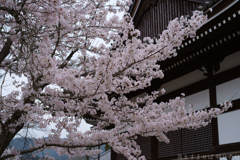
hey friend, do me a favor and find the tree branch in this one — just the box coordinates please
[0,38,12,65]
[0,142,106,160]
[58,49,79,69]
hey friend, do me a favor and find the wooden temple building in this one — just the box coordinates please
[109,0,240,160]
[86,0,240,160]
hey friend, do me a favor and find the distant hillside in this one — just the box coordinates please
[9,138,107,160]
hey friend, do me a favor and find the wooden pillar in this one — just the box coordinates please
[151,137,158,160]
[201,63,220,149]
[111,148,116,160]
[208,68,219,148]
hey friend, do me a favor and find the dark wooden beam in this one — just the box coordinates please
[207,0,237,20]
[156,78,209,103]
[187,0,208,3]
[212,142,240,153]
[223,98,240,113]
[215,65,240,86]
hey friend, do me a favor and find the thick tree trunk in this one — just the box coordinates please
[0,110,24,157]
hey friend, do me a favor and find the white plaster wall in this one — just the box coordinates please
[184,89,210,111]
[216,51,240,74]
[216,51,240,145]
[218,110,240,145]
[161,70,205,94]
[216,77,240,104]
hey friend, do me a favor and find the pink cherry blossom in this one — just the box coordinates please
[0,0,232,160]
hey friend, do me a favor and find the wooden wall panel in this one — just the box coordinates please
[182,124,213,154]
[158,130,182,158]
[115,136,151,160]
[157,123,213,158]
[136,136,152,159]
[136,0,201,39]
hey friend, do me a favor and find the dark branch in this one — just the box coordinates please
[51,22,61,57]
[0,38,12,65]
[0,142,105,160]
[59,49,78,69]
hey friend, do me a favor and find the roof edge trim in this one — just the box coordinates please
[206,0,239,24]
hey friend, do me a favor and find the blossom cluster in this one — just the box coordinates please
[1,147,21,160]
[0,0,231,160]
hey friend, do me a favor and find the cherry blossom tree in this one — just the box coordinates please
[0,0,232,159]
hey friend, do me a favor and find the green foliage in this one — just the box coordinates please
[105,144,111,151]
